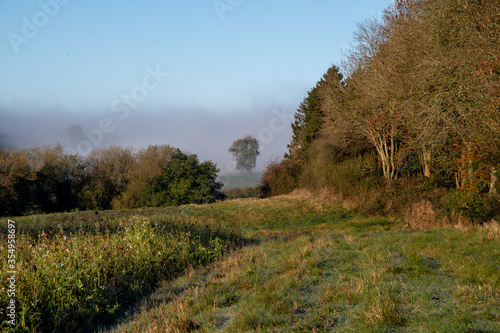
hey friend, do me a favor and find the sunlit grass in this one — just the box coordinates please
[2,190,499,332]
[105,192,499,333]
[0,213,238,332]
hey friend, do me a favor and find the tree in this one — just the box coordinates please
[79,146,134,210]
[28,145,84,213]
[228,135,260,174]
[0,149,35,215]
[259,158,300,198]
[113,145,177,209]
[136,150,226,207]
[288,65,347,162]
[335,17,406,180]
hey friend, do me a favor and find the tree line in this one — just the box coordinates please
[261,0,500,221]
[0,144,225,216]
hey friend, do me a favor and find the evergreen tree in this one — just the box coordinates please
[288,65,345,162]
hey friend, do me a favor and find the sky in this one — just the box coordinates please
[0,0,391,174]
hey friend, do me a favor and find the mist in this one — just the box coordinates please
[0,102,296,173]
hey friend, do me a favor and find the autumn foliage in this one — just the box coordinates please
[0,145,225,216]
[262,0,500,222]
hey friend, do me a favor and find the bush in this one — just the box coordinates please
[300,150,380,196]
[136,150,226,207]
[259,158,300,198]
[444,189,499,222]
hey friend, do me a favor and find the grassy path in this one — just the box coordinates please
[106,191,499,332]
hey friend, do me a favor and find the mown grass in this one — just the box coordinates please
[104,191,499,333]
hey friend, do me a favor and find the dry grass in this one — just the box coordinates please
[482,219,500,240]
[274,188,334,211]
[402,199,438,230]
[115,298,196,333]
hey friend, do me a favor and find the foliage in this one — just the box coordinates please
[112,145,177,209]
[260,158,300,198]
[79,146,134,210]
[288,65,346,163]
[263,0,500,222]
[228,135,260,174]
[444,189,500,222]
[0,144,226,215]
[135,150,226,207]
[0,145,84,216]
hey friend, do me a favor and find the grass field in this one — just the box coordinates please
[218,172,263,190]
[1,191,499,332]
[104,192,500,333]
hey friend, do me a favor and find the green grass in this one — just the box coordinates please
[105,192,499,333]
[218,172,263,190]
[0,211,239,332]
[223,187,260,199]
[2,191,499,332]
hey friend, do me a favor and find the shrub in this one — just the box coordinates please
[259,158,300,198]
[300,151,380,196]
[444,189,499,222]
[136,150,226,207]
[402,200,439,230]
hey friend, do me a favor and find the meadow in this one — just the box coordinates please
[0,209,239,332]
[218,172,263,191]
[1,191,499,332]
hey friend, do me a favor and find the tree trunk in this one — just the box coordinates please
[423,149,431,178]
[489,167,498,198]
[373,137,396,180]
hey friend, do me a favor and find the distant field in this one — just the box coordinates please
[218,172,263,190]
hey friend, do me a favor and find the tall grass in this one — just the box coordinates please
[0,212,238,332]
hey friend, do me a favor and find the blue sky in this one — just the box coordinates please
[0,0,390,171]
